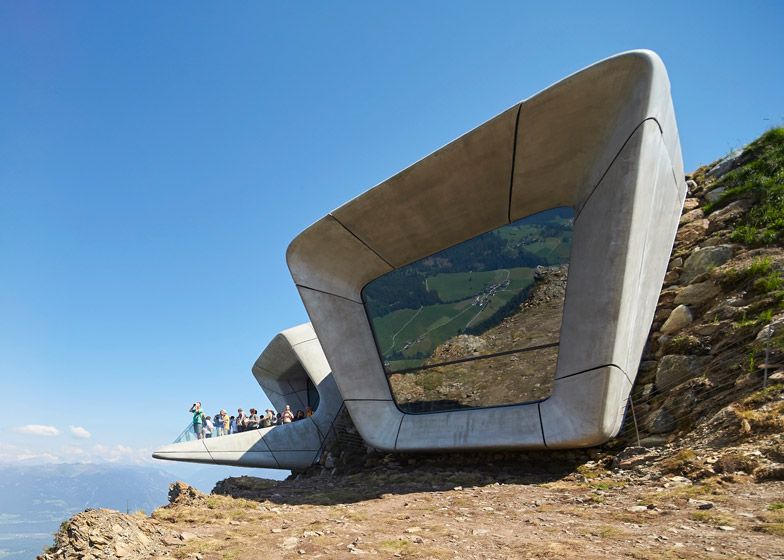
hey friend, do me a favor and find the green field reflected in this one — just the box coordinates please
[362,207,573,413]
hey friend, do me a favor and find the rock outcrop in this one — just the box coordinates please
[37,509,177,560]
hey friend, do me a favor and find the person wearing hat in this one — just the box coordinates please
[219,409,230,436]
[247,408,260,429]
[262,409,275,428]
[236,408,247,432]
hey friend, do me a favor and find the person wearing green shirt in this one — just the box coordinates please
[189,402,205,440]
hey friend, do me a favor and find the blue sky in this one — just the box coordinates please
[1,1,782,468]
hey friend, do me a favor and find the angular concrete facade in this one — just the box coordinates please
[287,50,686,451]
[153,323,343,468]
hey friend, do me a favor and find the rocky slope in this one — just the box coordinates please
[38,128,784,559]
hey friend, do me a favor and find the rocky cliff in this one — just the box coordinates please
[39,128,784,559]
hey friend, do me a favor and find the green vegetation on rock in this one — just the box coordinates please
[705,127,784,246]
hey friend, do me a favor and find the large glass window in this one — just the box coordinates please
[362,207,573,413]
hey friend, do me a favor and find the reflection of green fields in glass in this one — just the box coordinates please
[374,299,473,358]
[373,267,536,368]
[497,223,541,244]
[372,307,419,351]
[527,236,571,261]
[427,266,534,302]
[402,287,519,359]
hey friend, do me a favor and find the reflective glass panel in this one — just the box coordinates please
[362,207,573,413]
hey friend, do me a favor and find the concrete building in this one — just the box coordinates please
[286,49,685,452]
[153,323,343,468]
[154,49,685,468]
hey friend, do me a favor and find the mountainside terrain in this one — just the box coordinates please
[38,128,784,560]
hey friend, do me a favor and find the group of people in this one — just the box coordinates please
[189,401,312,439]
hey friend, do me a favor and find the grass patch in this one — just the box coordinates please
[659,448,701,476]
[576,463,607,479]
[754,522,784,536]
[640,479,727,507]
[753,508,784,535]
[735,383,784,435]
[690,510,736,526]
[704,127,784,246]
[593,525,630,539]
[379,538,416,554]
[588,480,626,491]
[742,383,784,408]
[734,402,784,434]
[721,257,783,298]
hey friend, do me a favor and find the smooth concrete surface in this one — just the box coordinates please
[153,323,344,469]
[297,286,396,401]
[287,215,392,301]
[396,400,544,451]
[331,105,519,269]
[286,50,687,451]
[540,366,632,448]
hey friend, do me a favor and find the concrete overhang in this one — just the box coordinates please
[153,323,343,468]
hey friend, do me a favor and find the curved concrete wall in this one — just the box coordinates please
[287,50,686,451]
[153,323,344,468]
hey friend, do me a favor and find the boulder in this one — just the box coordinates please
[655,355,703,389]
[167,481,204,505]
[659,333,705,355]
[663,270,680,284]
[675,219,709,246]
[669,256,683,270]
[683,198,700,211]
[705,297,747,321]
[681,245,734,284]
[679,208,704,225]
[658,287,680,308]
[639,435,669,447]
[661,305,693,334]
[754,465,784,482]
[701,232,733,246]
[755,312,784,341]
[704,186,727,204]
[662,377,710,420]
[674,281,721,306]
[706,148,744,179]
[708,199,752,227]
[648,409,677,434]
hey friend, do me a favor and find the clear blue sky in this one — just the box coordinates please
[1,1,782,466]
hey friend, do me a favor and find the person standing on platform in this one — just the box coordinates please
[189,402,205,440]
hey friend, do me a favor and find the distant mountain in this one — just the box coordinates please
[0,463,172,560]
[0,461,289,559]
[0,463,171,517]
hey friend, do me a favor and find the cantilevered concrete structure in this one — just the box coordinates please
[153,323,343,468]
[287,50,686,451]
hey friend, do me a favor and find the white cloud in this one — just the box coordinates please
[0,443,60,464]
[0,442,154,466]
[69,426,92,439]
[11,424,60,437]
